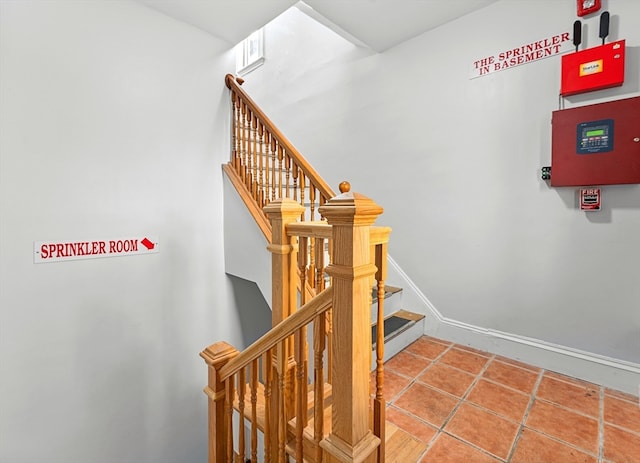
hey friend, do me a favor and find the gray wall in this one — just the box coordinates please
[241,1,640,365]
[0,2,239,462]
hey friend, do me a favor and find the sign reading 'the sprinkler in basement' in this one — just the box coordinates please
[470,32,573,79]
[34,236,159,263]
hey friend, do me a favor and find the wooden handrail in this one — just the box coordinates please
[217,287,332,381]
[287,220,332,239]
[225,74,335,204]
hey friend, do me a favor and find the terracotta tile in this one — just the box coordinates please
[482,359,539,394]
[454,343,491,357]
[424,336,453,347]
[404,337,450,360]
[544,370,597,389]
[420,433,502,463]
[385,351,431,378]
[511,428,596,463]
[467,379,531,423]
[372,369,412,402]
[604,424,640,463]
[394,383,459,428]
[526,399,598,454]
[444,403,520,460]
[535,375,599,418]
[439,347,489,375]
[494,355,542,373]
[386,406,438,442]
[417,363,476,398]
[604,395,640,434]
[605,387,639,405]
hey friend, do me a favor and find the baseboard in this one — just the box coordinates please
[387,256,640,395]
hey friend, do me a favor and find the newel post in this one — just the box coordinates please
[319,182,383,463]
[264,198,306,326]
[263,198,305,458]
[200,342,239,463]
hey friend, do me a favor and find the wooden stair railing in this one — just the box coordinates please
[201,287,333,463]
[224,73,335,241]
[203,188,388,463]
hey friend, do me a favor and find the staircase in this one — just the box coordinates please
[201,74,426,463]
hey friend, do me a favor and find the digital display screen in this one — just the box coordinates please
[577,119,614,154]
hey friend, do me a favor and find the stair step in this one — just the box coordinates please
[384,422,428,462]
[371,285,403,323]
[372,285,402,303]
[371,310,423,349]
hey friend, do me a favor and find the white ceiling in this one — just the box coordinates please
[136,0,499,52]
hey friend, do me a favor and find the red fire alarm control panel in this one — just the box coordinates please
[561,40,625,96]
[551,96,640,187]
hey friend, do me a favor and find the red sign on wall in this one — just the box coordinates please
[580,188,601,211]
[34,235,159,263]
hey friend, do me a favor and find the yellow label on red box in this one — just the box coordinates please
[580,59,603,76]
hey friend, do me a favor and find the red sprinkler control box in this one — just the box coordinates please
[551,96,640,187]
[561,39,625,96]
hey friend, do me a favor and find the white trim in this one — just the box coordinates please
[387,255,640,395]
[236,28,265,76]
[237,57,265,76]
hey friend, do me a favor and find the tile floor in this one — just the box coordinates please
[382,336,640,463]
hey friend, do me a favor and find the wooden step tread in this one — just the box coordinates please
[384,421,428,463]
[371,310,425,348]
[372,285,402,303]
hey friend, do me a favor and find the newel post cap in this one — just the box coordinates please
[263,198,305,220]
[319,181,383,226]
[200,341,239,367]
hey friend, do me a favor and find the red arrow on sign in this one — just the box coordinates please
[141,238,155,250]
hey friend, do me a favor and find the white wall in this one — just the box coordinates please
[0,1,239,462]
[240,1,640,371]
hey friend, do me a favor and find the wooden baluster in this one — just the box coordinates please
[238,368,246,462]
[294,327,308,463]
[251,359,259,463]
[285,153,291,199]
[264,132,272,204]
[309,186,316,222]
[277,145,284,199]
[318,182,383,463]
[230,93,238,171]
[374,243,388,463]
[313,312,326,463]
[241,102,248,185]
[247,109,254,193]
[325,238,333,385]
[292,163,299,203]
[326,308,332,386]
[299,172,306,221]
[264,351,273,463]
[252,114,258,200]
[236,94,242,174]
[277,342,287,463]
[315,237,325,292]
[298,236,309,306]
[308,238,315,291]
[258,122,265,208]
[225,378,234,463]
[270,137,277,201]
[200,342,239,463]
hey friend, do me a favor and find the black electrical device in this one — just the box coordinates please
[541,166,552,181]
